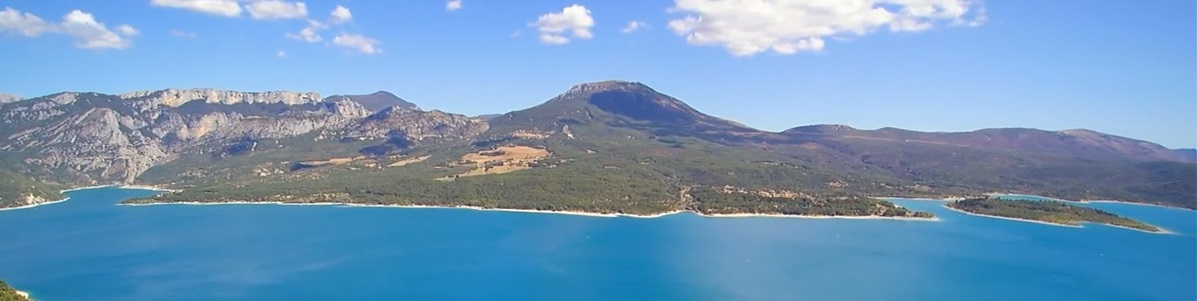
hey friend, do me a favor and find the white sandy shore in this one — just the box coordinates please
[119,201,346,208]
[117,185,178,192]
[62,184,177,193]
[1081,200,1192,211]
[122,201,940,221]
[16,291,29,299]
[2,185,176,212]
[0,197,70,212]
[60,184,120,193]
[941,205,1082,228]
[941,204,1172,235]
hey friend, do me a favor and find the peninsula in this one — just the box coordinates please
[120,186,938,220]
[945,197,1163,233]
[0,280,31,301]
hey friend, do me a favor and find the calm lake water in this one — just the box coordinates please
[1,187,1194,301]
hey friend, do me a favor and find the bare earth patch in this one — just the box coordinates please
[296,157,362,168]
[451,146,551,177]
[388,155,431,167]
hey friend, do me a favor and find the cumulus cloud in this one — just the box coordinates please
[60,10,136,49]
[446,0,462,11]
[332,32,380,54]
[115,24,139,36]
[0,7,136,49]
[150,0,242,17]
[286,19,326,42]
[667,0,986,56]
[330,5,351,23]
[0,7,52,36]
[621,20,644,33]
[529,4,594,45]
[245,0,307,20]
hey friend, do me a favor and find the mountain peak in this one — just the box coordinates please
[325,90,418,112]
[783,124,859,134]
[565,80,649,94]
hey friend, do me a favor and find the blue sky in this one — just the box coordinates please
[0,0,1194,148]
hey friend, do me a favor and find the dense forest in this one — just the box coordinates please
[0,281,30,301]
[123,143,935,218]
[946,197,1161,232]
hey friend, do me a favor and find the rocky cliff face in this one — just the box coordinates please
[0,89,485,185]
[345,107,489,142]
[120,88,322,107]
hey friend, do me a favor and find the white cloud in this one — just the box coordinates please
[332,32,380,54]
[245,0,307,20]
[330,5,351,23]
[150,0,242,17]
[61,10,134,49]
[286,19,326,42]
[116,24,139,36]
[170,29,197,38]
[277,50,286,57]
[529,4,594,45]
[667,0,986,56]
[0,7,52,37]
[621,20,645,33]
[446,0,462,11]
[0,8,134,49]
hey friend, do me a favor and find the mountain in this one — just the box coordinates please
[0,89,480,185]
[324,91,417,112]
[1175,148,1197,161]
[783,125,1192,162]
[486,80,772,143]
[0,94,21,103]
[2,80,1193,215]
[474,114,503,120]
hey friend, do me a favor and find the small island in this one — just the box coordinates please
[0,280,32,301]
[946,197,1163,233]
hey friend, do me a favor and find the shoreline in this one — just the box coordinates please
[16,291,29,299]
[62,184,177,193]
[942,205,1082,228]
[942,204,1171,234]
[1081,200,1193,211]
[60,184,120,193]
[883,194,1195,212]
[121,201,941,221]
[0,197,70,212]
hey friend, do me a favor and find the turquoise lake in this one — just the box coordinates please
[1,187,1194,301]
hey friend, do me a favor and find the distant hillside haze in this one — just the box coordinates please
[1175,149,1197,161]
[783,125,1193,162]
[0,94,22,103]
[324,91,418,112]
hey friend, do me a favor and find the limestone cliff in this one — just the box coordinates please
[0,89,485,185]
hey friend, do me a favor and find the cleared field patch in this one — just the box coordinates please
[452,146,551,177]
[294,157,362,169]
[388,155,431,167]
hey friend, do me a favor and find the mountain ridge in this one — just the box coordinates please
[2,80,1193,211]
[324,91,418,112]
